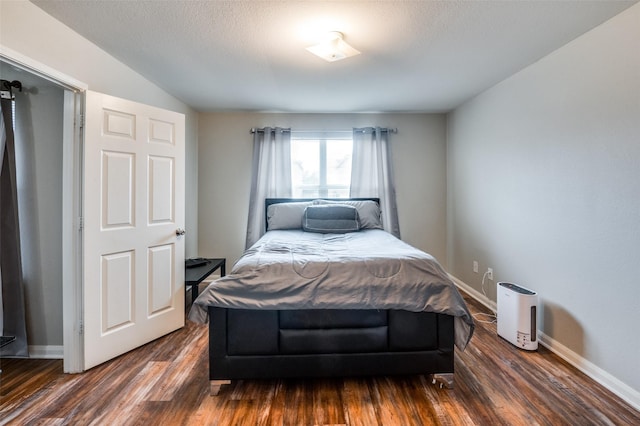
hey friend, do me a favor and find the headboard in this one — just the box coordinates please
[264,198,380,230]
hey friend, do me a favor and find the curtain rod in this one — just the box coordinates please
[0,79,23,99]
[250,127,291,133]
[353,127,397,134]
[250,127,397,134]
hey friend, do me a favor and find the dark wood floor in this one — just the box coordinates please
[1,294,639,425]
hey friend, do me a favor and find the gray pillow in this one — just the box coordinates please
[267,201,313,230]
[313,199,382,230]
[302,205,360,234]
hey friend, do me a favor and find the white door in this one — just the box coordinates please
[83,91,185,369]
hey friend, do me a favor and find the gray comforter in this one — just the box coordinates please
[189,229,474,349]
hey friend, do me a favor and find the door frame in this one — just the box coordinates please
[1,45,87,372]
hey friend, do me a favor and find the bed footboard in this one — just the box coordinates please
[207,306,455,390]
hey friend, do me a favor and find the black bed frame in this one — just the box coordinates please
[207,198,456,395]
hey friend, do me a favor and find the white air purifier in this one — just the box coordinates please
[497,282,538,351]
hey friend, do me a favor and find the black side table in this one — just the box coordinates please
[185,258,226,303]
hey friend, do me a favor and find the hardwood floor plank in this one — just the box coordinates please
[144,324,208,402]
[226,400,265,425]
[398,376,444,425]
[274,379,315,425]
[262,381,286,425]
[340,378,379,426]
[0,359,62,410]
[418,375,476,426]
[186,386,229,426]
[0,359,59,392]
[212,379,280,426]
[312,379,347,425]
[87,361,168,425]
[369,376,431,425]
[28,419,65,426]
[0,370,79,425]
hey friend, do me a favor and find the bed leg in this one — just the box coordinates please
[429,373,454,389]
[210,379,231,396]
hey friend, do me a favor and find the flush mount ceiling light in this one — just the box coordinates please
[306,31,360,62]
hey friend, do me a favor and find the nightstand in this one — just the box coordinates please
[185,258,226,304]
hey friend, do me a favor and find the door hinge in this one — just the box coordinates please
[79,319,84,335]
[79,216,84,231]
[79,113,85,129]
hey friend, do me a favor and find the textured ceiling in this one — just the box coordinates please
[31,0,637,113]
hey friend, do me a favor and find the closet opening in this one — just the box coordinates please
[0,54,84,373]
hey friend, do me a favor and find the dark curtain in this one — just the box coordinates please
[1,80,28,356]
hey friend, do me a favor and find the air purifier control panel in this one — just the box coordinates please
[497,282,538,351]
[517,331,533,347]
[500,282,536,295]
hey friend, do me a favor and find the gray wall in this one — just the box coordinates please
[198,113,447,267]
[447,3,640,394]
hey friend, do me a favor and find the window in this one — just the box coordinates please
[290,131,352,198]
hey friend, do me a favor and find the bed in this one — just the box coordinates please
[189,198,474,395]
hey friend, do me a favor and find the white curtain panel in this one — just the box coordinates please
[350,127,401,238]
[245,127,292,248]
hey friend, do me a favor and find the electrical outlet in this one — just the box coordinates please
[473,261,479,273]
[487,267,494,280]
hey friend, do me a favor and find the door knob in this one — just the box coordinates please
[176,228,186,236]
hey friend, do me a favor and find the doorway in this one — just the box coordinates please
[1,60,65,358]
[0,55,84,372]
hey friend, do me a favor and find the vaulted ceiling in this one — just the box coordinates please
[31,0,637,113]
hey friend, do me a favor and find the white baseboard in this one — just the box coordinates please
[449,274,640,412]
[28,345,64,359]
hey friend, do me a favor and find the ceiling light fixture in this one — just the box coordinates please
[306,31,360,62]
